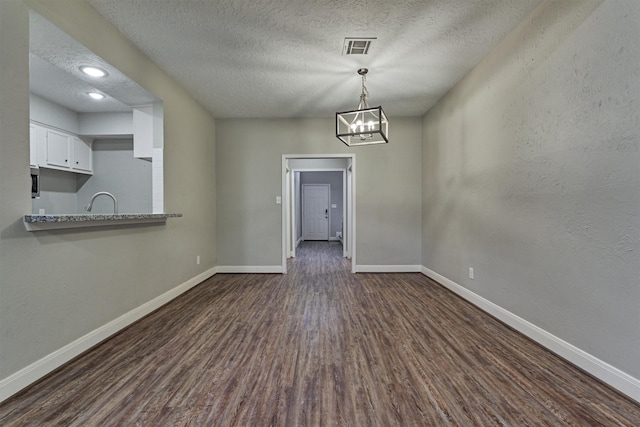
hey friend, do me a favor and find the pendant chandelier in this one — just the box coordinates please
[336,68,389,146]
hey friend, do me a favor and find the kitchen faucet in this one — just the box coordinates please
[85,191,118,214]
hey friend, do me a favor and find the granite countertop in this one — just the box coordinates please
[24,213,182,231]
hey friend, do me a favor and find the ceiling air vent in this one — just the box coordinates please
[343,37,376,55]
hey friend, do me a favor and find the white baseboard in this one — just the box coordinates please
[421,266,640,403]
[216,265,283,274]
[296,237,303,247]
[356,265,422,273]
[0,267,217,404]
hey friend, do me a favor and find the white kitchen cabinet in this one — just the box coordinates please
[133,102,163,160]
[29,123,38,168]
[30,122,93,175]
[72,137,92,172]
[45,128,72,169]
[133,106,153,159]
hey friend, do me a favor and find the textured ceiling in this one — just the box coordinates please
[32,0,543,118]
[29,11,157,113]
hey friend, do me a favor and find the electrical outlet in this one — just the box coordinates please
[196,255,201,265]
[469,267,474,280]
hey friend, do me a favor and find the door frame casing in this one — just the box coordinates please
[282,154,356,274]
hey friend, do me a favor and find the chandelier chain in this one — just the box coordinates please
[359,73,370,109]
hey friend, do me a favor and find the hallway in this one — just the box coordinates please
[288,241,350,275]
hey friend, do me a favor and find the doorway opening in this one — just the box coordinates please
[282,154,356,274]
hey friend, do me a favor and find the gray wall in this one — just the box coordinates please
[32,168,77,214]
[76,139,152,214]
[0,0,216,389]
[30,93,78,133]
[216,117,422,267]
[300,171,343,239]
[422,0,639,379]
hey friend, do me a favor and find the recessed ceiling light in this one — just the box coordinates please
[88,92,105,100]
[80,66,107,78]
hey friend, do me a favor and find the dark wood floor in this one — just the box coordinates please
[1,241,639,425]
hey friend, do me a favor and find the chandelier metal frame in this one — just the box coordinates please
[336,68,389,147]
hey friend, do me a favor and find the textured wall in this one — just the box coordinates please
[215,117,422,267]
[422,0,639,379]
[0,0,216,389]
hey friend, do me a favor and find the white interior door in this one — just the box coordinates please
[302,184,329,240]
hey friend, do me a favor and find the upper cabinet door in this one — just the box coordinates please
[72,137,92,173]
[45,129,71,169]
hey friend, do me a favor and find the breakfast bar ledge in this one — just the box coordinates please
[23,213,183,231]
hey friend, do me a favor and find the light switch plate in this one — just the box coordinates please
[331,204,337,208]
[276,196,281,204]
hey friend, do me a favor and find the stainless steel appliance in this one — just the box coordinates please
[30,167,39,198]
